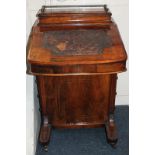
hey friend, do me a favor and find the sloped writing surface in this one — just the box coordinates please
[43,29,112,56]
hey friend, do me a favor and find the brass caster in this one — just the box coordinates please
[43,145,48,152]
[110,142,117,149]
[108,139,117,149]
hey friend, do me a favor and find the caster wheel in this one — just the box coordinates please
[110,142,117,148]
[43,145,48,152]
[108,139,117,149]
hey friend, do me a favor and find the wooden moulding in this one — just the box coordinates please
[28,61,126,76]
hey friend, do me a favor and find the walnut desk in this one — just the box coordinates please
[27,5,127,151]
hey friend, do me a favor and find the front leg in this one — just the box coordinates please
[36,76,52,151]
[39,116,51,151]
[105,74,118,147]
[105,114,118,147]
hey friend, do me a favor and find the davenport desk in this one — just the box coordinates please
[27,5,127,151]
